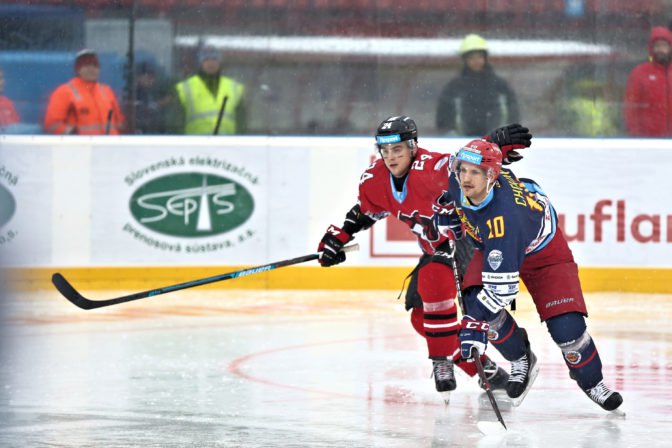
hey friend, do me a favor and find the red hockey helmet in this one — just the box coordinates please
[453,139,503,181]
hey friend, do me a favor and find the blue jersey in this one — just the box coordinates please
[447,167,558,310]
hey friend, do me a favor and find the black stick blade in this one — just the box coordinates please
[52,273,97,310]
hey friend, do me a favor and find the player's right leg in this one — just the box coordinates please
[463,288,540,405]
[409,256,509,396]
[407,257,457,395]
[485,309,539,404]
[415,260,463,395]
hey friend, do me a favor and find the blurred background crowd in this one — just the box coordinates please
[0,0,671,138]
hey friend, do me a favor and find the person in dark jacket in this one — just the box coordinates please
[436,34,520,136]
[131,61,173,134]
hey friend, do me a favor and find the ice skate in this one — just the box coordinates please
[583,381,623,412]
[479,356,509,392]
[432,358,456,404]
[506,329,539,406]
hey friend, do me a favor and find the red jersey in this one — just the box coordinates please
[358,147,453,255]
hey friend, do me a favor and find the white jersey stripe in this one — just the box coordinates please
[424,321,460,329]
[423,299,456,312]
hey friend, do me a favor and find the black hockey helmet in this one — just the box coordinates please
[375,115,418,148]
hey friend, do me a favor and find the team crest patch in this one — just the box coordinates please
[487,329,499,341]
[564,351,582,365]
[487,250,503,271]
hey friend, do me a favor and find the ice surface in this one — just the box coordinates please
[1,289,669,447]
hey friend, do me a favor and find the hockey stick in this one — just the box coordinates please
[213,96,228,135]
[105,109,113,135]
[448,239,507,430]
[471,347,507,430]
[52,243,359,310]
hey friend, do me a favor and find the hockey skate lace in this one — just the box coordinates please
[509,355,529,383]
[588,382,613,404]
[433,361,454,381]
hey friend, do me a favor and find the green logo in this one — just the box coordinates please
[0,184,16,227]
[130,173,254,237]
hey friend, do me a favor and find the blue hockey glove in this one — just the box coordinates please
[317,225,352,267]
[431,192,463,240]
[459,315,490,359]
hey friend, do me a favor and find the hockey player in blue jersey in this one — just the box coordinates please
[433,138,623,411]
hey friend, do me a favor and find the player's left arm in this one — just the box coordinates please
[318,165,387,268]
[484,123,532,165]
[318,203,377,267]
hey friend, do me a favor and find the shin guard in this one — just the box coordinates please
[547,313,604,389]
[417,262,460,359]
[487,310,527,361]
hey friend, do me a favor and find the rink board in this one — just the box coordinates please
[2,135,671,292]
[7,265,672,293]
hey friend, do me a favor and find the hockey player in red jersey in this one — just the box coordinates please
[316,116,531,398]
[436,138,623,411]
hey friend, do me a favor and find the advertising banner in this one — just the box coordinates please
[1,136,670,269]
[0,141,54,267]
[86,137,346,266]
[364,138,672,268]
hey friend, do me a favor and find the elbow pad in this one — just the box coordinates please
[342,204,376,235]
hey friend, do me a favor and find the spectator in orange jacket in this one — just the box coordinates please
[0,66,20,129]
[44,49,125,135]
[623,27,672,137]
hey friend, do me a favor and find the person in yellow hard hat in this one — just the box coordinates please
[436,34,520,137]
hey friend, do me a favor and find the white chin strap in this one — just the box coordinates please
[485,169,497,195]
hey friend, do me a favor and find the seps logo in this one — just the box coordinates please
[129,173,254,237]
[0,183,16,228]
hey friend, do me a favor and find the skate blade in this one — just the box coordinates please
[441,391,451,405]
[608,408,626,418]
[510,364,540,407]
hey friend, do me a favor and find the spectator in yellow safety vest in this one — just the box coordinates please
[168,47,246,135]
[560,79,618,137]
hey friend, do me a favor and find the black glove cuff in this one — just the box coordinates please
[343,204,375,235]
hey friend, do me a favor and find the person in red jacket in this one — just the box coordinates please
[44,49,125,135]
[623,27,672,137]
[0,66,20,129]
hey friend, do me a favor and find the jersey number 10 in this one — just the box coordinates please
[486,216,505,239]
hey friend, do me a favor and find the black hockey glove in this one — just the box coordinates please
[485,123,532,165]
[317,225,352,267]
